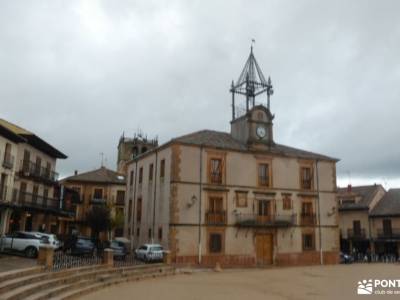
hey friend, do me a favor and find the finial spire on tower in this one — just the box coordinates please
[230,43,274,120]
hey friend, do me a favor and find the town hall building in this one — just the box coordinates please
[124,48,340,266]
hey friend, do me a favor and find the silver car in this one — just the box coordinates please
[31,232,61,250]
[135,244,164,262]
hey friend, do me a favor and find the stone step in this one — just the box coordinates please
[24,279,93,300]
[0,267,121,300]
[0,267,44,283]
[0,265,108,295]
[53,267,176,300]
[0,264,173,300]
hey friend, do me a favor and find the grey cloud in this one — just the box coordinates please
[1,0,399,183]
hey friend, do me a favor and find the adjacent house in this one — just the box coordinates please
[62,167,126,238]
[0,118,72,236]
[124,48,340,267]
[370,189,400,258]
[337,184,386,254]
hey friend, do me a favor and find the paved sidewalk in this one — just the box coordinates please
[0,254,36,273]
[84,263,400,300]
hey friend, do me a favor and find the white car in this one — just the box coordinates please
[30,232,61,250]
[0,231,50,258]
[134,244,164,262]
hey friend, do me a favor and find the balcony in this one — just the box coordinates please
[116,197,125,206]
[347,228,366,239]
[9,189,74,215]
[2,153,15,169]
[90,198,107,205]
[19,160,59,185]
[300,213,316,226]
[205,211,227,225]
[376,228,400,240]
[235,213,296,228]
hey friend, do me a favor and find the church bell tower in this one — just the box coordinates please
[230,45,275,147]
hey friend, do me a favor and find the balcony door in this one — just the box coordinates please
[353,220,361,236]
[257,200,271,223]
[0,173,6,200]
[22,150,30,172]
[208,197,224,224]
[383,219,392,236]
[301,202,314,225]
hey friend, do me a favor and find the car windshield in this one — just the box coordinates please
[151,246,163,251]
[77,239,93,246]
[139,246,147,250]
[110,241,120,248]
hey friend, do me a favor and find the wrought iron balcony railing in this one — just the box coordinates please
[19,160,59,184]
[235,213,296,228]
[347,228,366,239]
[205,211,227,225]
[90,198,107,205]
[376,228,400,239]
[10,189,74,213]
[116,197,125,206]
[2,153,15,169]
[300,213,316,226]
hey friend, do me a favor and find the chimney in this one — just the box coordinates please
[74,170,78,176]
[347,184,352,193]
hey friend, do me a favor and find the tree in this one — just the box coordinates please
[85,206,111,239]
[110,210,125,238]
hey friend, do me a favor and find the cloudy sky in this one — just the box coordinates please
[1,0,399,188]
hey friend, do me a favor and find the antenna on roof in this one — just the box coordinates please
[100,152,104,167]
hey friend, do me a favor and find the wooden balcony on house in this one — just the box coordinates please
[235,213,296,228]
[2,153,15,169]
[205,211,227,225]
[300,213,316,226]
[19,160,59,185]
[347,228,366,239]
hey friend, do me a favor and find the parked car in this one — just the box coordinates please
[63,236,95,256]
[106,240,128,260]
[340,252,353,264]
[134,244,164,262]
[0,231,50,258]
[31,232,61,250]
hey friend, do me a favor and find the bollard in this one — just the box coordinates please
[102,248,114,267]
[37,246,54,269]
[163,250,171,265]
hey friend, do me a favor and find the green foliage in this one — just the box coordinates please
[85,206,111,238]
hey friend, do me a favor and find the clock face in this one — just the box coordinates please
[256,126,266,138]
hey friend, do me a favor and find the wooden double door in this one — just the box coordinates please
[255,234,273,265]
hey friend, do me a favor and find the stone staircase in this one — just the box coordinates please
[0,263,175,300]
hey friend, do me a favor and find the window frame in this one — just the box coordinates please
[302,233,315,251]
[149,163,154,181]
[235,191,248,208]
[258,163,271,187]
[207,230,225,254]
[160,159,165,179]
[300,165,313,190]
[282,195,292,210]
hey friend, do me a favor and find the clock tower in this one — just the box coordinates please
[230,45,275,147]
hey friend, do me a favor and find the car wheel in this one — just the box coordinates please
[25,247,38,258]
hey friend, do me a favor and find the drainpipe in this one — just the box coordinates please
[198,145,204,265]
[316,159,323,265]
[132,160,138,250]
[152,150,159,243]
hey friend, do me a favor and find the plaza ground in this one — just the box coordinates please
[83,263,399,300]
[0,254,35,273]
